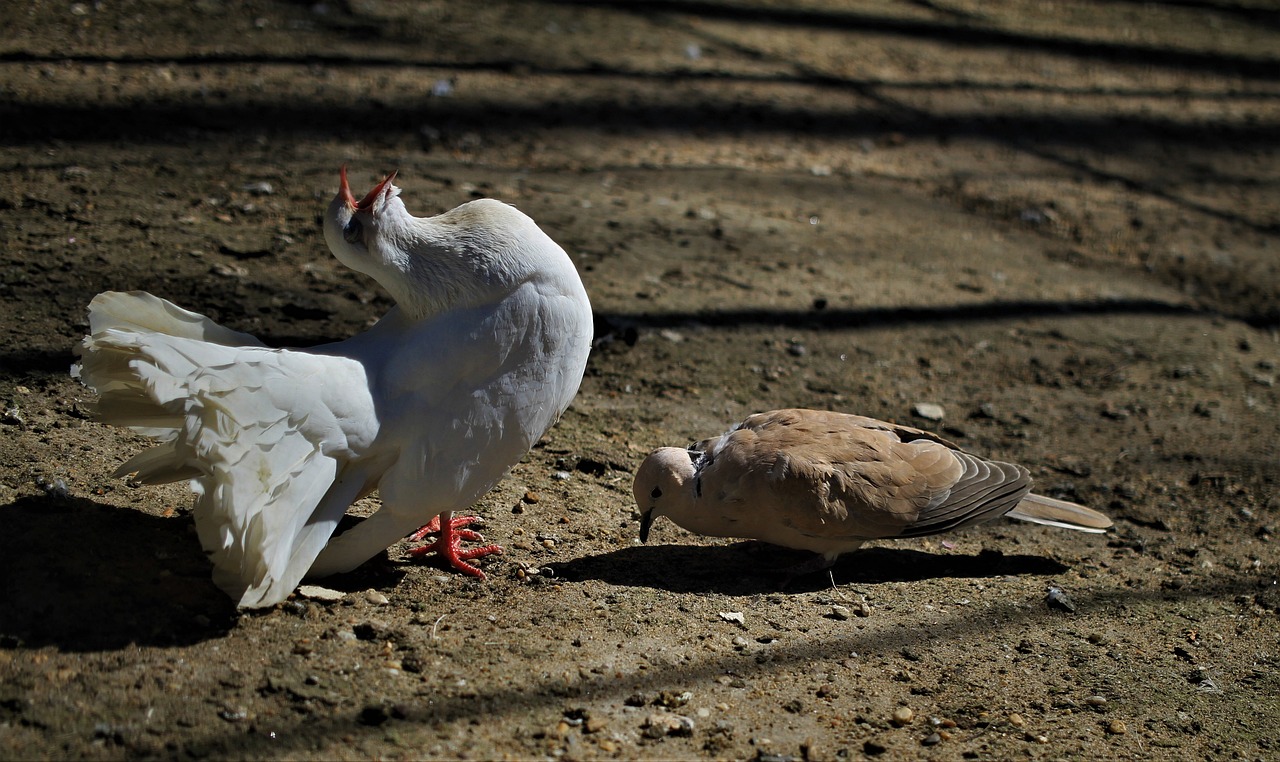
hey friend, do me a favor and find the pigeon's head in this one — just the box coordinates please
[634,447,698,542]
[324,166,406,280]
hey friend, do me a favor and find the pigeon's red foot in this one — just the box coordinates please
[407,514,503,578]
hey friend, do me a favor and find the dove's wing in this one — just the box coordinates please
[698,409,1031,549]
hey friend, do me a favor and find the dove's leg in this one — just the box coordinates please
[407,511,503,578]
[308,508,417,578]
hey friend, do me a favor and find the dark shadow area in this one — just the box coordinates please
[551,0,1280,77]
[0,496,410,651]
[596,297,1216,332]
[0,495,237,651]
[546,543,1068,594]
[1,96,1274,150]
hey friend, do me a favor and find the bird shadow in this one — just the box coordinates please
[0,495,238,651]
[549,542,1069,595]
[0,496,412,652]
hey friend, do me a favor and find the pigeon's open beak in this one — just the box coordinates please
[339,165,358,209]
[639,509,655,543]
[339,166,399,213]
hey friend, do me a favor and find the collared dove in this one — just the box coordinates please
[634,409,1112,569]
[73,168,593,608]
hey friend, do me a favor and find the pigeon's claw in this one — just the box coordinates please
[407,514,503,578]
[407,514,485,543]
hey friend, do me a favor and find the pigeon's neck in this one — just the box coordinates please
[371,200,546,320]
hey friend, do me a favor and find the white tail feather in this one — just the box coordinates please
[75,292,377,607]
[1006,492,1113,534]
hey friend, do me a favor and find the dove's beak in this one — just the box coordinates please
[339,166,399,213]
[639,509,655,543]
[357,171,398,212]
[339,165,357,209]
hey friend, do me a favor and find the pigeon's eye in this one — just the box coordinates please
[343,217,364,245]
[650,486,663,499]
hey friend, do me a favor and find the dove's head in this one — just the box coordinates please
[324,166,406,280]
[323,166,579,319]
[634,447,699,542]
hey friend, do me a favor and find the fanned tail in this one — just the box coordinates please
[74,291,375,608]
[1006,493,1113,533]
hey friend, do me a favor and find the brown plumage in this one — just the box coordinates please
[634,409,1112,568]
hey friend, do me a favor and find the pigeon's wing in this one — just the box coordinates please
[82,291,266,348]
[175,350,380,607]
[76,297,380,608]
[703,409,1031,541]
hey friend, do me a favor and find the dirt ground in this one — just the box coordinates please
[2,0,1279,759]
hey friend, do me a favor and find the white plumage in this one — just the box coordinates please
[74,168,594,608]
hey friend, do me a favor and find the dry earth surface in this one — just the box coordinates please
[2,0,1279,759]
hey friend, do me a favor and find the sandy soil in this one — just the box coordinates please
[2,1,1278,759]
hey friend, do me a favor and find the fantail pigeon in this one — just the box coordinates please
[74,168,593,608]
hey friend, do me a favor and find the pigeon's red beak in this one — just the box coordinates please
[339,166,398,213]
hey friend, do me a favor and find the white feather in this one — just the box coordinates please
[74,171,593,608]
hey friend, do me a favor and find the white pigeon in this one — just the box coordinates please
[73,168,594,608]
[634,409,1112,571]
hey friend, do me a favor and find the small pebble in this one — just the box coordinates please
[655,690,692,708]
[1008,712,1025,728]
[891,706,914,726]
[1027,733,1049,744]
[1086,695,1108,707]
[641,713,694,737]
[584,716,607,734]
[912,402,945,421]
[830,605,852,620]
[364,590,389,606]
[1108,719,1127,735]
[921,732,941,746]
[1045,586,1077,613]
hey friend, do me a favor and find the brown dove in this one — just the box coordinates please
[634,409,1112,569]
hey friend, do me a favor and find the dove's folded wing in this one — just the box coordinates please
[703,409,1031,542]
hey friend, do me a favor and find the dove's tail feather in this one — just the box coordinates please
[1006,493,1113,533]
[74,291,374,608]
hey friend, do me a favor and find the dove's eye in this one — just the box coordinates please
[343,218,364,245]
[651,486,662,499]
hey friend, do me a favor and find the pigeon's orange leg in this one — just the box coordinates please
[407,513,503,578]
